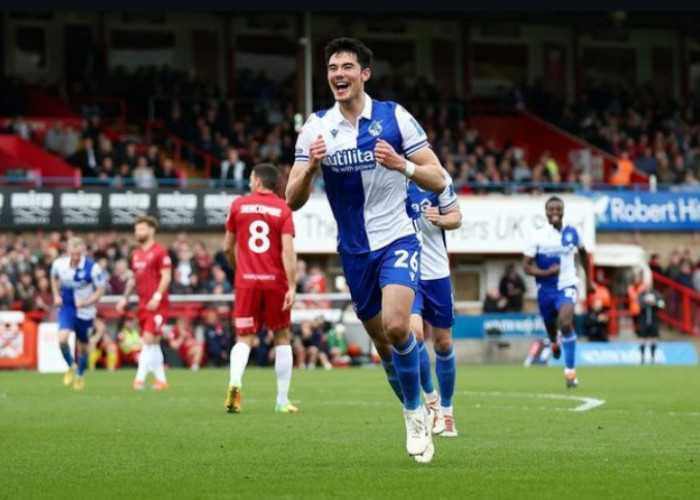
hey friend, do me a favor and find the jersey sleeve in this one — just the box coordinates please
[563,226,582,249]
[294,115,318,164]
[225,199,238,233]
[91,263,108,289]
[438,171,459,212]
[523,235,537,258]
[281,206,295,236]
[395,104,429,158]
[158,248,173,271]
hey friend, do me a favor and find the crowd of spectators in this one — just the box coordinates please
[56,65,584,193]
[0,230,360,370]
[649,247,700,293]
[519,80,700,188]
[0,112,185,188]
[7,61,700,192]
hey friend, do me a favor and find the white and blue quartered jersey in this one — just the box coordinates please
[523,224,583,290]
[407,170,459,280]
[294,93,430,254]
[50,255,107,320]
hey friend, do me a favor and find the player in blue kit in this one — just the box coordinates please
[522,197,593,388]
[51,237,107,390]
[407,169,462,437]
[286,37,446,462]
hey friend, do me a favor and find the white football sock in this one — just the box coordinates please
[425,390,439,403]
[229,343,251,387]
[152,344,167,383]
[135,345,151,382]
[275,345,293,406]
[441,405,453,416]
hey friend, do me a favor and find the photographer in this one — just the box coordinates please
[637,283,666,365]
[584,298,609,342]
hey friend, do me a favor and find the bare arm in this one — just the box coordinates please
[424,205,462,230]
[522,255,560,278]
[51,275,63,306]
[224,231,237,272]
[116,272,135,313]
[145,268,172,311]
[286,134,325,211]
[285,161,320,211]
[155,267,171,296]
[406,147,448,193]
[374,140,446,193]
[76,285,106,308]
[122,274,136,302]
[281,234,297,311]
[578,246,594,292]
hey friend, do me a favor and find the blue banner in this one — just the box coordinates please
[548,342,698,366]
[578,191,700,231]
[453,313,548,339]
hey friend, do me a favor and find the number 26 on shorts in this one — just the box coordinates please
[394,250,418,272]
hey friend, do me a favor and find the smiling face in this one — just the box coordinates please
[327,51,371,104]
[545,199,564,229]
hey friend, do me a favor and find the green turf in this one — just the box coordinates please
[1,365,699,499]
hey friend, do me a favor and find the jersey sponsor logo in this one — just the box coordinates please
[242,273,276,281]
[240,204,283,217]
[109,192,150,225]
[60,191,102,225]
[157,192,197,226]
[537,244,575,256]
[368,120,383,137]
[323,148,376,172]
[11,191,53,225]
[132,260,147,271]
[235,317,254,329]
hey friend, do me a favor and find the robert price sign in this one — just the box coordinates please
[581,191,700,231]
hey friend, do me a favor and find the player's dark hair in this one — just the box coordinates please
[545,196,564,208]
[324,37,373,69]
[134,215,158,229]
[253,163,279,191]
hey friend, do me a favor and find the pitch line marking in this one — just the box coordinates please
[461,391,605,412]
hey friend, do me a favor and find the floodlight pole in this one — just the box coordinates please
[303,11,313,119]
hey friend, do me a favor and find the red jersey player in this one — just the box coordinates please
[224,163,298,414]
[116,215,173,391]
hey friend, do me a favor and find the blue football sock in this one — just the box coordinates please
[380,357,404,404]
[77,352,87,377]
[562,331,577,370]
[435,346,456,408]
[60,344,74,368]
[418,341,435,395]
[391,332,421,411]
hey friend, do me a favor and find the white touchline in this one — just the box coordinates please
[461,391,606,412]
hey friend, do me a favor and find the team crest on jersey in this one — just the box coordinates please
[331,129,338,138]
[75,270,85,280]
[368,120,383,137]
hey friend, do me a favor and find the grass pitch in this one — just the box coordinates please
[1,365,699,499]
